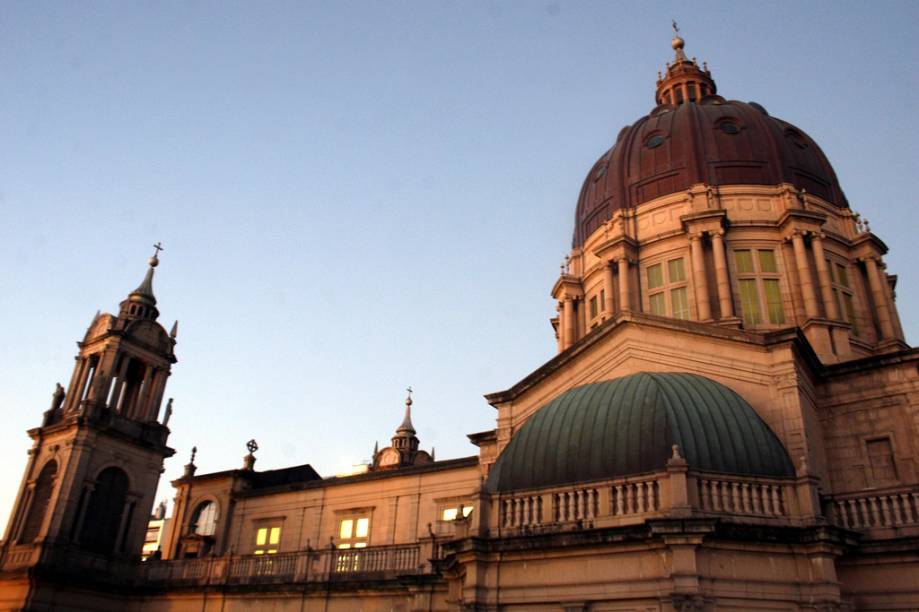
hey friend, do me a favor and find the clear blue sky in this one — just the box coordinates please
[1,1,916,533]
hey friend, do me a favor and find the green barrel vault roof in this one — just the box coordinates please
[484,372,795,493]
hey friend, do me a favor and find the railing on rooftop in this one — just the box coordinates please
[490,466,800,534]
[141,542,435,587]
[826,484,919,536]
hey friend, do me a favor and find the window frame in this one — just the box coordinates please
[252,520,283,555]
[731,246,786,328]
[826,258,859,336]
[643,255,691,320]
[335,509,372,550]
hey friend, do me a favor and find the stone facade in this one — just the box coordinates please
[0,37,917,612]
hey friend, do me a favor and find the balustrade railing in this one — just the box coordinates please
[491,470,801,534]
[829,486,919,531]
[697,476,786,517]
[611,479,659,516]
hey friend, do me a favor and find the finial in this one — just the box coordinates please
[373,440,379,456]
[397,387,416,434]
[243,439,258,470]
[170,320,179,339]
[150,241,164,267]
[184,445,198,478]
[671,444,682,459]
[431,446,436,461]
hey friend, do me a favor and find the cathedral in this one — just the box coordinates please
[1,33,917,611]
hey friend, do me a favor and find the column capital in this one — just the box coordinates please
[707,229,725,238]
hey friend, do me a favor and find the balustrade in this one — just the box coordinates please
[697,477,786,517]
[611,479,659,516]
[831,488,919,531]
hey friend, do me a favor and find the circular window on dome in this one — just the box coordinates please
[645,134,665,149]
[719,122,740,135]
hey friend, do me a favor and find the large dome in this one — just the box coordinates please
[485,373,794,493]
[572,49,849,248]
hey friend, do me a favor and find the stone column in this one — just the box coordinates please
[690,233,711,321]
[562,298,576,350]
[603,261,615,315]
[617,258,631,312]
[864,257,895,340]
[810,233,838,321]
[791,231,819,319]
[709,230,734,319]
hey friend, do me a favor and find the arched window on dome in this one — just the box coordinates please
[18,460,58,544]
[189,501,219,537]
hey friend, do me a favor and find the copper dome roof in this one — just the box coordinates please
[572,43,849,248]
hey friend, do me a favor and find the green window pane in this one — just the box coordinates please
[843,293,859,337]
[671,287,690,320]
[647,264,663,289]
[763,279,784,324]
[589,296,598,319]
[738,279,762,326]
[758,250,778,273]
[649,292,666,316]
[735,250,754,274]
[668,258,686,282]
[836,263,850,288]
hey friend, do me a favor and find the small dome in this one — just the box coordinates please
[485,373,794,493]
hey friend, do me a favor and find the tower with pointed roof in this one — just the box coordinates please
[1,250,177,583]
[372,389,433,468]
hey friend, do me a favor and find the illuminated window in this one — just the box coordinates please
[645,257,690,319]
[190,501,218,536]
[440,504,474,522]
[253,525,281,555]
[734,249,785,327]
[337,516,369,549]
[828,261,859,337]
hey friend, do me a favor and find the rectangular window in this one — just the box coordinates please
[254,525,281,555]
[734,248,784,327]
[647,264,664,289]
[599,289,606,311]
[866,438,897,483]
[441,505,474,522]
[338,516,370,549]
[735,250,755,274]
[763,279,784,324]
[649,292,666,316]
[645,256,689,319]
[589,296,598,319]
[738,280,762,326]
[828,259,859,337]
[670,287,690,320]
[668,258,686,282]
[758,249,778,273]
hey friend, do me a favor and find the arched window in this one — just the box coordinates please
[189,501,218,536]
[18,460,57,543]
[79,467,129,555]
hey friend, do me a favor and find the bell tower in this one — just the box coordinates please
[1,248,177,569]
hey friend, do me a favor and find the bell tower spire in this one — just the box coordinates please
[1,247,178,582]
